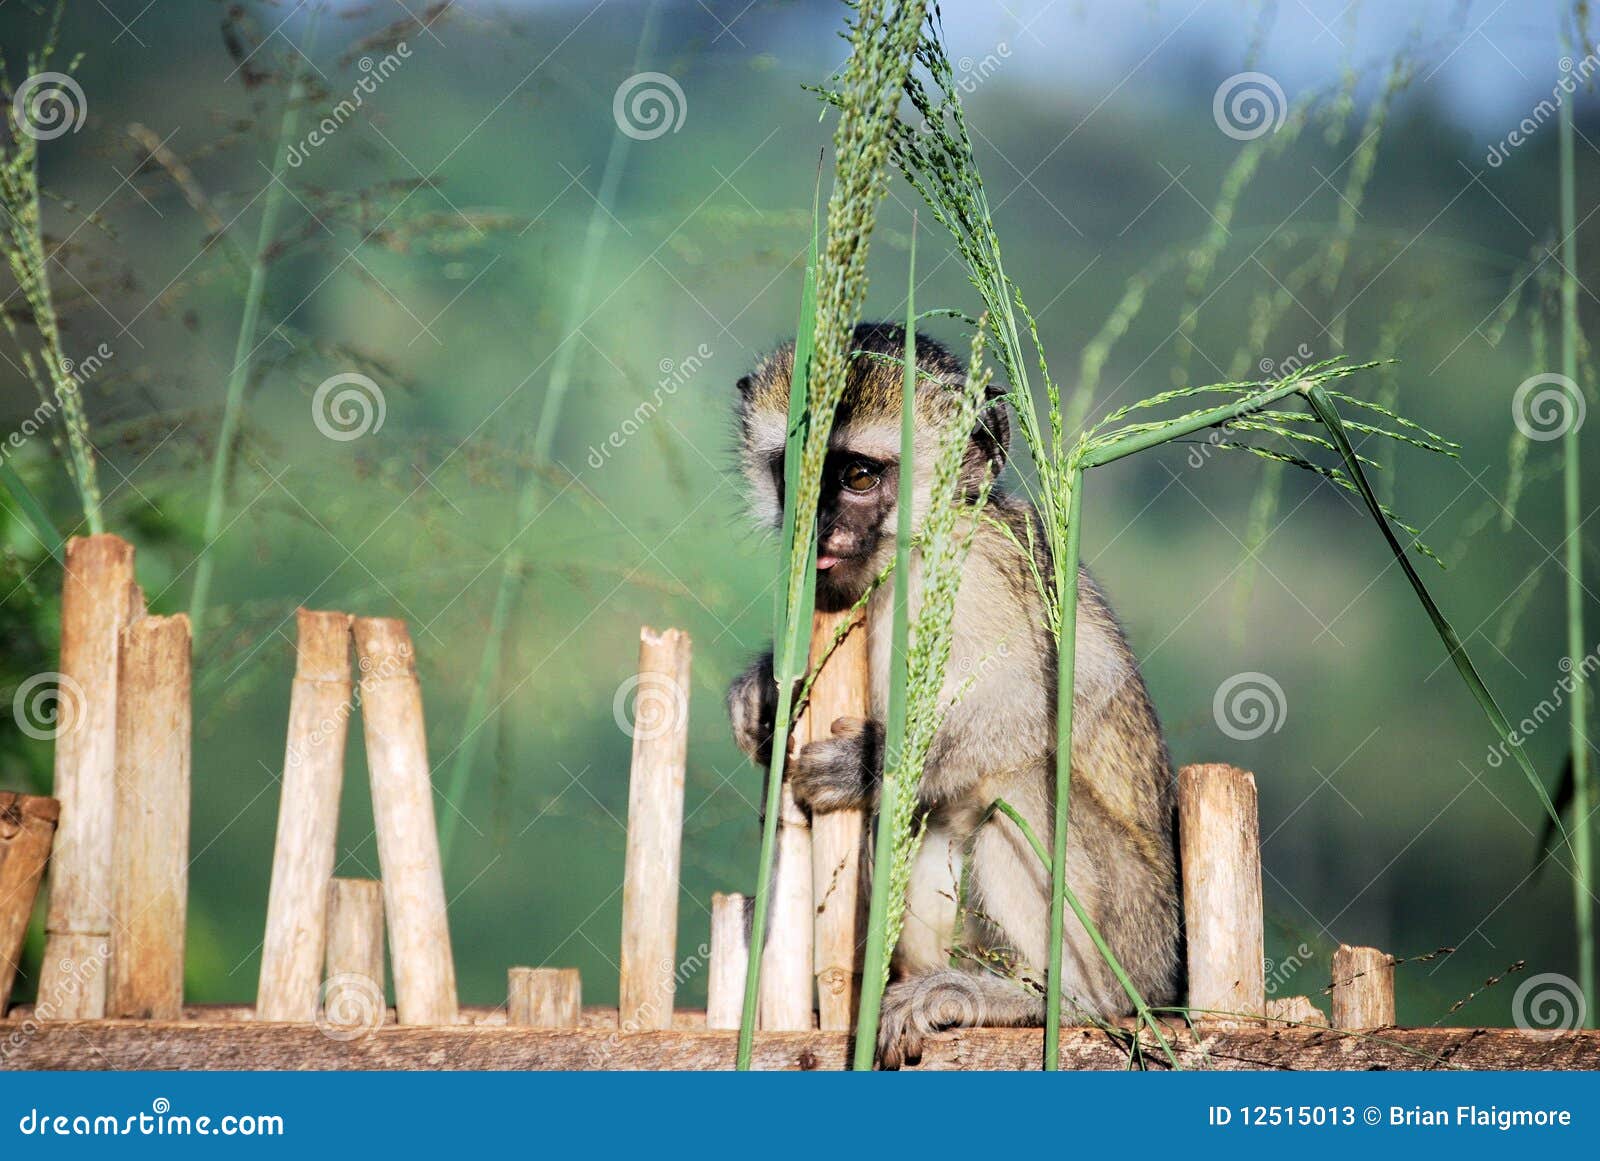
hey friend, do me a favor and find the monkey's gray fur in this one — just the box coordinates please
[729,323,1181,1068]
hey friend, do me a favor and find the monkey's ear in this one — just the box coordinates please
[736,374,754,398]
[971,387,1011,477]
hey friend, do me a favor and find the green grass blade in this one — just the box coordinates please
[0,460,64,562]
[991,796,1179,1069]
[1045,466,1083,1070]
[852,224,918,1070]
[1304,384,1567,843]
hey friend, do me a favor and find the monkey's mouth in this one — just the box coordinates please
[816,553,842,571]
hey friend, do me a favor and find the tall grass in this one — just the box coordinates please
[188,6,322,640]
[736,0,927,1070]
[1558,22,1594,1024]
[0,1,103,540]
[436,3,662,868]
[832,11,1568,1068]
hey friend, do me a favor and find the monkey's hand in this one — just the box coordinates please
[727,652,778,764]
[877,971,982,1070]
[789,716,882,814]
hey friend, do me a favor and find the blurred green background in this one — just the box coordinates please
[1,0,1597,1027]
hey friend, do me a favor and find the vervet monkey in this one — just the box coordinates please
[728,323,1179,1067]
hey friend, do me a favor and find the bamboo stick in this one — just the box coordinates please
[0,794,59,1013]
[1330,944,1395,1030]
[801,608,868,1032]
[618,626,691,1032]
[257,610,353,1022]
[706,891,749,1030]
[108,612,191,1021]
[507,967,581,1028]
[760,782,814,1030]
[39,534,135,1019]
[1178,764,1265,1019]
[353,617,457,1026]
[322,877,385,1036]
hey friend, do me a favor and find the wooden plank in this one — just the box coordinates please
[507,968,581,1028]
[0,794,59,1012]
[800,608,868,1032]
[1331,945,1396,1030]
[618,626,691,1032]
[108,612,191,1021]
[760,783,813,1029]
[321,878,385,1039]
[706,892,748,1030]
[353,617,457,1026]
[257,610,353,1022]
[2,1021,1596,1071]
[40,534,136,1019]
[1178,764,1265,1019]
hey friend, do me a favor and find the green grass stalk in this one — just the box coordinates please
[188,6,322,640]
[1558,36,1594,1023]
[851,227,918,1069]
[437,4,660,867]
[1044,465,1082,1069]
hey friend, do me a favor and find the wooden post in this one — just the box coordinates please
[507,967,581,1028]
[108,611,191,1021]
[0,794,59,1012]
[1330,944,1395,1030]
[801,608,869,1031]
[353,617,457,1026]
[40,534,135,1019]
[257,610,353,1022]
[322,878,385,1036]
[618,626,690,1032]
[760,783,814,1030]
[1178,763,1265,1020]
[706,891,749,1030]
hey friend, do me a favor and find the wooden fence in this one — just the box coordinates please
[2,533,1597,1070]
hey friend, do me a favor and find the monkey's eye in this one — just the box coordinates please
[842,463,880,493]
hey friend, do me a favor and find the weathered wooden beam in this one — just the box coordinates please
[0,794,59,1012]
[800,607,869,1033]
[618,626,691,1032]
[1,1021,1596,1071]
[257,610,353,1023]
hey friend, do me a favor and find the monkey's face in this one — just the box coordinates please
[813,449,900,610]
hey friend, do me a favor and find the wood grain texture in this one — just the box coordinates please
[3,1021,1595,1072]
[706,892,749,1030]
[618,627,690,1032]
[0,794,59,1012]
[108,612,191,1021]
[760,781,814,1030]
[1331,944,1395,1030]
[353,618,457,1026]
[799,608,868,1032]
[40,534,136,1019]
[507,968,581,1028]
[258,610,353,1022]
[322,878,386,1038]
[1178,764,1265,1019]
